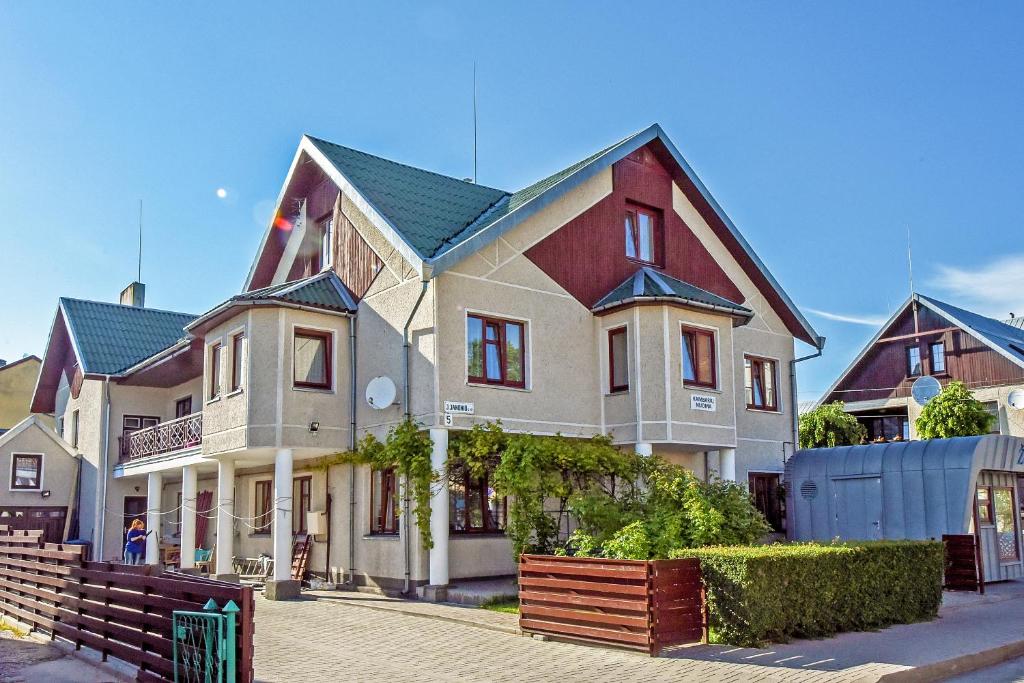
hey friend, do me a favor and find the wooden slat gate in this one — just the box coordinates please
[0,529,254,682]
[943,533,983,593]
[519,554,705,656]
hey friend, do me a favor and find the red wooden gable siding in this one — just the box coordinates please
[826,305,1024,403]
[524,145,744,309]
[254,162,381,300]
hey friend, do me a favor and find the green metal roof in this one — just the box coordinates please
[238,271,356,312]
[307,136,509,258]
[592,267,753,317]
[59,298,196,375]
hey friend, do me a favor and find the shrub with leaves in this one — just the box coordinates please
[916,381,994,438]
[799,401,867,448]
[672,541,943,646]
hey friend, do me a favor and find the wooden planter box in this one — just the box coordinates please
[518,554,705,656]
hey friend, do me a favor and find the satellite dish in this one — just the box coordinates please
[365,376,397,410]
[1008,389,1024,410]
[911,376,942,406]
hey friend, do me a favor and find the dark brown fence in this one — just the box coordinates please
[519,554,704,656]
[0,530,254,682]
[943,533,983,593]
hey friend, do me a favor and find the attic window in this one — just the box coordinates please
[10,454,42,491]
[625,205,660,265]
[320,217,334,270]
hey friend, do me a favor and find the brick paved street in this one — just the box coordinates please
[253,594,904,683]
[252,583,1024,682]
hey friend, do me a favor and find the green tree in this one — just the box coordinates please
[915,381,993,439]
[799,401,867,448]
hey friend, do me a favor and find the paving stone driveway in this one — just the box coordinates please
[253,594,900,682]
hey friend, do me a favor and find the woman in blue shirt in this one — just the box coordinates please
[124,519,147,564]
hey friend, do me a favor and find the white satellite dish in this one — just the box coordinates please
[365,376,397,410]
[911,376,942,406]
[1008,389,1024,410]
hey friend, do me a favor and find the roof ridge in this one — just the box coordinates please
[305,135,510,194]
[58,296,197,319]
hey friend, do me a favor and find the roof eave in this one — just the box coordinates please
[917,296,1024,371]
[591,295,755,322]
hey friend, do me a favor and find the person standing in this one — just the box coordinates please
[124,519,147,565]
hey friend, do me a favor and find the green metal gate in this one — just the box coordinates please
[173,599,239,683]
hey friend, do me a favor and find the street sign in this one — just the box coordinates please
[444,401,474,415]
[691,394,716,412]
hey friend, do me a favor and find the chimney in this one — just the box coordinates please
[120,282,146,308]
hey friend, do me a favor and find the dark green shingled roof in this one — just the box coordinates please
[307,136,509,258]
[238,271,356,312]
[59,298,196,375]
[593,268,753,317]
[308,130,647,260]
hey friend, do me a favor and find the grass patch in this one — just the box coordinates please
[480,596,519,614]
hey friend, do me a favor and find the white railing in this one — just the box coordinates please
[121,413,203,462]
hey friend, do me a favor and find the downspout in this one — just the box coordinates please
[96,377,111,561]
[789,337,826,460]
[402,279,429,595]
[347,315,357,585]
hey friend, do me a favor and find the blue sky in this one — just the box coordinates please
[2,2,1022,401]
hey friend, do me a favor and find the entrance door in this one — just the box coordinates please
[833,477,883,540]
[749,472,784,532]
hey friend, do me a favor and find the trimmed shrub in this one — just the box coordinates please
[672,541,943,647]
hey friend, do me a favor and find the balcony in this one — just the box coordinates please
[118,413,203,463]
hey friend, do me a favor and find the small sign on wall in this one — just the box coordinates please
[444,401,474,415]
[690,394,717,412]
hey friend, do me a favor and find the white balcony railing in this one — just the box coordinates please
[120,413,202,462]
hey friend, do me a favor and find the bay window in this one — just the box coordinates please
[745,356,778,411]
[467,314,526,388]
[608,327,629,393]
[681,326,716,388]
[294,328,332,390]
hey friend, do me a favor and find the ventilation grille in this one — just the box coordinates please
[800,480,818,500]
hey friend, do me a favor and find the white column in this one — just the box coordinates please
[215,458,235,577]
[272,449,293,582]
[145,472,162,565]
[719,448,737,482]
[179,465,197,570]
[428,428,449,586]
[635,442,653,457]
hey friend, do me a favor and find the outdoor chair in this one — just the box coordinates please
[194,548,213,573]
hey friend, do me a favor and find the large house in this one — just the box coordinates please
[820,293,1024,440]
[29,124,823,598]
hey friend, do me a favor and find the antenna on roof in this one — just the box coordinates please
[473,61,478,184]
[137,199,143,282]
[907,224,919,337]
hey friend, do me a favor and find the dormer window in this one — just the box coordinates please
[625,205,659,265]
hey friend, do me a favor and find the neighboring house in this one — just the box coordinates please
[0,415,79,543]
[820,293,1024,440]
[0,355,42,434]
[30,124,823,597]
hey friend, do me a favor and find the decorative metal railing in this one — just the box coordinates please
[121,413,203,462]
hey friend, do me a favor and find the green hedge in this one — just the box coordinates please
[671,541,943,647]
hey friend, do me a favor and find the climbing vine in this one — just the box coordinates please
[314,419,436,548]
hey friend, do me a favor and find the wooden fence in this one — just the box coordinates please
[943,533,983,593]
[519,554,705,656]
[0,530,254,682]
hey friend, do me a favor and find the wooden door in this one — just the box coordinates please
[748,472,784,532]
[0,506,68,543]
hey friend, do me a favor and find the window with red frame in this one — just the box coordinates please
[209,343,222,399]
[625,205,660,265]
[294,329,332,389]
[292,476,311,535]
[681,326,716,388]
[253,480,272,534]
[449,463,506,533]
[466,315,526,388]
[231,333,244,391]
[608,327,629,393]
[745,356,778,411]
[370,467,399,535]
